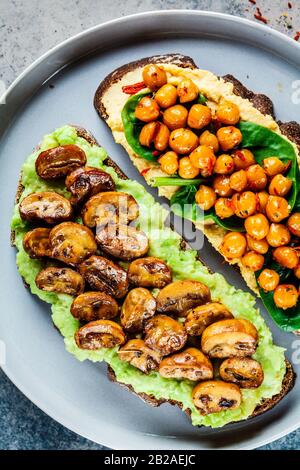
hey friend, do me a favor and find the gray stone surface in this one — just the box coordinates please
[1,0,299,450]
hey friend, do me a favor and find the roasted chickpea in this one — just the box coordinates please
[220,232,247,259]
[256,191,269,214]
[158,151,179,175]
[75,320,126,350]
[199,130,219,153]
[70,291,119,322]
[128,257,172,288]
[266,223,291,247]
[189,145,216,177]
[177,78,199,103]
[246,164,267,191]
[217,126,242,151]
[266,196,291,223]
[154,122,170,152]
[273,246,299,269]
[269,174,292,197]
[159,348,213,381]
[154,83,177,108]
[187,104,212,130]
[214,154,235,175]
[274,284,299,310]
[263,157,288,177]
[241,251,264,272]
[142,64,167,91]
[244,213,269,240]
[163,105,188,130]
[23,227,51,258]
[178,157,200,179]
[120,288,156,333]
[220,357,264,389]
[216,99,240,125]
[156,280,211,317]
[246,234,269,254]
[294,265,300,279]
[36,267,85,296]
[118,339,161,374]
[195,185,217,211]
[214,198,234,219]
[231,191,257,218]
[232,149,255,170]
[139,122,157,147]
[144,314,187,356]
[169,128,198,155]
[213,175,233,197]
[96,224,149,261]
[135,96,160,122]
[192,380,242,415]
[229,169,247,192]
[287,212,300,237]
[258,269,280,292]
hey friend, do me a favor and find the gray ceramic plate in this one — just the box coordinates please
[1,10,300,450]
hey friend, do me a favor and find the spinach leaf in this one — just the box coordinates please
[197,93,208,104]
[170,185,200,221]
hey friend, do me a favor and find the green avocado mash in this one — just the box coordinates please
[11,125,286,428]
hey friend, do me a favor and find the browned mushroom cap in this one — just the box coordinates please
[192,380,242,415]
[96,224,149,261]
[120,288,156,332]
[49,222,97,265]
[82,191,139,228]
[36,267,84,296]
[35,145,86,179]
[79,255,128,299]
[159,347,213,381]
[128,257,172,288]
[219,357,264,389]
[201,319,258,358]
[118,339,161,374]
[70,291,119,322]
[65,166,115,205]
[75,320,126,350]
[144,314,187,356]
[184,303,234,336]
[156,280,211,317]
[23,227,51,258]
[19,192,73,224]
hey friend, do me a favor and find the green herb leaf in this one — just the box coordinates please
[153,177,204,187]
[197,93,208,105]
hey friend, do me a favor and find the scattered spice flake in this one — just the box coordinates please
[288,2,292,8]
[122,82,145,94]
[249,0,256,4]
[294,32,300,41]
[140,167,151,177]
[152,150,160,157]
[254,7,268,24]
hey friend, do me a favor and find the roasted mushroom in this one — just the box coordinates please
[19,191,73,224]
[118,339,161,374]
[159,348,213,381]
[120,288,156,332]
[23,227,51,258]
[156,280,211,317]
[35,267,84,296]
[75,320,126,350]
[79,255,128,298]
[127,257,172,288]
[96,224,149,260]
[70,291,119,321]
[35,145,86,179]
[49,222,97,265]
[219,357,264,389]
[82,191,139,227]
[65,166,115,204]
[192,380,242,415]
[184,302,234,336]
[201,319,258,358]
[144,314,187,356]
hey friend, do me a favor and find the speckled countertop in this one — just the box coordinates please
[1,0,299,450]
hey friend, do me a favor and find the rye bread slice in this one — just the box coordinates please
[12,125,295,426]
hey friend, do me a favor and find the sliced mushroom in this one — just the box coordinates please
[219,357,264,389]
[79,255,128,298]
[35,145,86,179]
[120,288,156,332]
[35,267,84,296]
[184,302,234,336]
[118,339,161,374]
[96,224,149,261]
[70,291,119,322]
[156,280,211,317]
[49,222,97,265]
[23,227,51,258]
[144,314,187,356]
[201,319,258,358]
[82,191,139,228]
[65,166,115,204]
[19,191,73,224]
[159,347,213,381]
[75,320,126,350]
[192,380,242,415]
[128,257,172,288]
